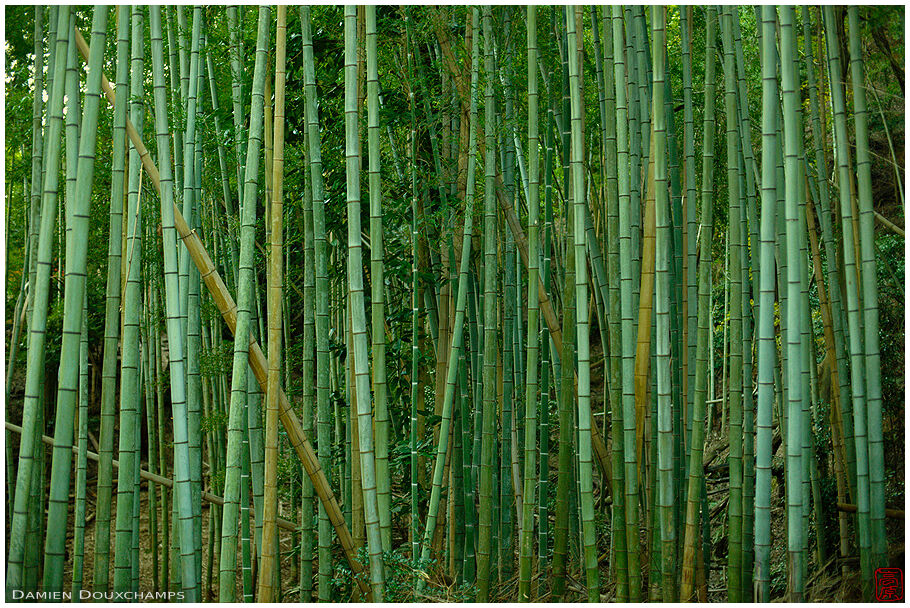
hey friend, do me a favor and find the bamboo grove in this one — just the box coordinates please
[3,4,905,603]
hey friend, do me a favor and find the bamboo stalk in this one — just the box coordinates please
[344,7,385,599]
[259,5,287,602]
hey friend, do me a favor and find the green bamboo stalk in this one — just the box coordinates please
[847,6,888,572]
[114,8,143,592]
[298,39,316,608]
[24,6,44,333]
[624,7,642,295]
[804,9,855,504]
[552,15,576,599]
[663,46,685,549]
[344,8,384,600]
[179,10,204,583]
[240,431,254,601]
[679,7,717,600]
[650,6,677,601]
[610,8,642,600]
[161,9,180,200]
[149,6,197,598]
[6,7,67,596]
[458,345,477,582]
[42,7,107,593]
[754,8,779,601]
[731,12,761,307]
[566,8,599,601]
[502,148,516,582]
[364,7,392,556]
[217,6,270,601]
[518,6,539,601]
[476,8,498,600]
[729,16,758,596]
[152,279,170,591]
[71,290,89,598]
[404,9,421,568]
[781,8,807,600]
[131,389,142,594]
[63,10,79,234]
[143,289,160,594]
[226,6,244,186]
[597,8,628,597]
[178,7,201,315]
[720,8,744,601]
[537,62,554,580]
[680,7,697,475]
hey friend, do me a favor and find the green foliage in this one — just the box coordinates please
[199,340,233,377]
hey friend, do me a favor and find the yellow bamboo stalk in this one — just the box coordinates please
[634,132,657,469]
[258,6,286,602]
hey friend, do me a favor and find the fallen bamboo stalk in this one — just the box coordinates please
[5,421,298,532]
[874,210,904,236]
[74,26,369,594]
[836,502,904,519]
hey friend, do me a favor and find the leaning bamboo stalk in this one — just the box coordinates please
[73,24,369,598]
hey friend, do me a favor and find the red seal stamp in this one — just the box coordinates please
[875,567,904,602]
